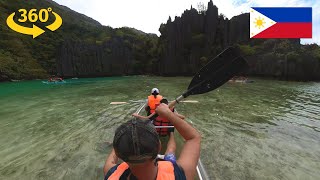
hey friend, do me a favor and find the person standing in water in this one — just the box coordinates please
[145,88,163,116]
[104,103,201,180]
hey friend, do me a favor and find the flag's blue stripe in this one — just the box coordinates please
[252,7,312,22]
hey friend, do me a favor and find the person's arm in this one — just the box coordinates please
[165,132,176,155]
[103,148,119,176]
[175,112,185,120]
[156,104,201,180]
[171,107,185,119]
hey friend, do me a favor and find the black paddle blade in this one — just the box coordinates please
[184,46,249,97]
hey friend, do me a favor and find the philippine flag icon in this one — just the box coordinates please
[250,7,312,38]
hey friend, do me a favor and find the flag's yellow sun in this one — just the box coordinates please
[254,17,265,29]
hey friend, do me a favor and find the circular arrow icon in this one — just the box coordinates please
[46,11,63,31]
[7,12,45,38]
[6,8,63,38]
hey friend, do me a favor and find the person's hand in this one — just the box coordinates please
[132,113,139,117]
[178,114,185,119]
[156,103,173,117]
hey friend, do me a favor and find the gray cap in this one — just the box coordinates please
[113,119,159,163]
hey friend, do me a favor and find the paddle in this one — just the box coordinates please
[110,100,146,105]
[150,46,249,119]
[110,102,128,105]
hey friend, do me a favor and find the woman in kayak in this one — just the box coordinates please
[133,98,185,136]
[103,103,201,180]
[145,88,163,115]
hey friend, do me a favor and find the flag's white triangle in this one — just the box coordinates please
[250,8,276,38]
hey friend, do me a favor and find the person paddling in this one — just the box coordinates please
[145,88,163,116]
[133,98,185,136]
[104,103,201,180]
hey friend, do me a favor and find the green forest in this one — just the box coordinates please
[0,0,158,81]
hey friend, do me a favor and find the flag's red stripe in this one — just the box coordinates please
[253,23,312,38]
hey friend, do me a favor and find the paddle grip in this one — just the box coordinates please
[173,95,184,105]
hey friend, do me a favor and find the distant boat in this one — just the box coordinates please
[233,80,254,83]
[229,76,254,83]
[244,80,254,83]
[43,76,66,84]
[42,80,66,84]
[71,77,79,80]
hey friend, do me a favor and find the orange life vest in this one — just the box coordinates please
[153,107,174,136]
[107,161,175,180]
[147,95,163,113]
[154,116,173,136]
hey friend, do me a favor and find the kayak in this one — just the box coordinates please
[42,80,66,84]
[134,102,210,180]
[236,80,254,83]
[230,80,254,83]
[245,80,255,83]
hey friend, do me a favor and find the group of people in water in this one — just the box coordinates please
[229,76,249,82]
[47,76,64,82]
[103,88,201,179]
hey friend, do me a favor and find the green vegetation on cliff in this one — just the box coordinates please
[0,0,99,80]
[0,0,157,81]
[237,40,320,80]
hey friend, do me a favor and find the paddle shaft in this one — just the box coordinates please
[167,95,183,108]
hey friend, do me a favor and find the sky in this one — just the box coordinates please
[54,0,319,45]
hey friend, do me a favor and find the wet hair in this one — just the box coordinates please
[113,119,160,163]
[160,98,168,105]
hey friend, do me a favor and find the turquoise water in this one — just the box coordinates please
[0,77,320,179]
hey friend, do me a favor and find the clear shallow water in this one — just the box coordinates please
[0,77,319,180]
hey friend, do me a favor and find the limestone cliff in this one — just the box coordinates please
[57,37,134,77]
[157,0,320,81]
[157,0,250,76]
[56,29,158,77]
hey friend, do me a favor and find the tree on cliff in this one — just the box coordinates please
[197,2,207,14]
